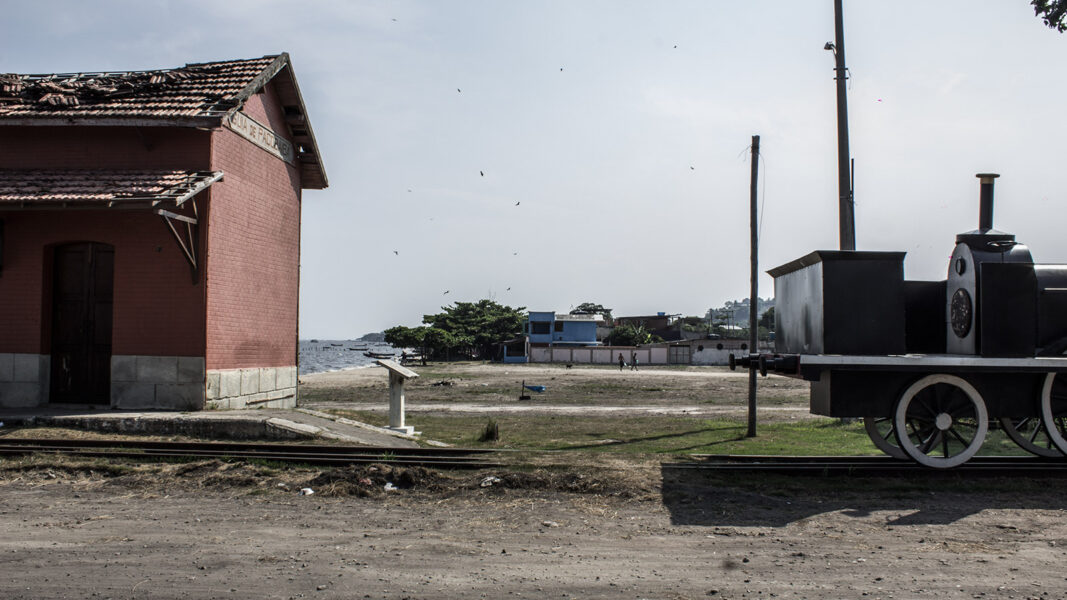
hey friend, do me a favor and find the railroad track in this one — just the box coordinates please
[666,454,1067,475]
[5,439,1065,475]
[0,438,504,469]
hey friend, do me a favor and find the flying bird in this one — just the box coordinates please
[480,171,484,177]
[393,250,399,255]
[443,290,450,295]
[457,88,461,93]
[690,166,695,170]
[515,201,520,206]
[506,287,511,291]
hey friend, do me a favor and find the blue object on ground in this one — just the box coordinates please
[523,385,546,393]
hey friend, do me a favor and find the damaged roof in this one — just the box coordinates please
[0,170,223,208]
[0,54,326,189]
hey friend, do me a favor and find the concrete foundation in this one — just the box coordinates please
[205,365,297,410]
[0,354,50,408]
[1,354,295,411]
[111,355,206,410]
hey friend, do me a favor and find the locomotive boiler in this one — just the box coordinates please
[733,174,1067,468]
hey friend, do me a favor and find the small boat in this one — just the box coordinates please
[364,351,396,359]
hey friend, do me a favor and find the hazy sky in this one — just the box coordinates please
[3,1,1065,338]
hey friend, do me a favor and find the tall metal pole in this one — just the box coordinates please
[747,135,760,438]
[833,0,856,251]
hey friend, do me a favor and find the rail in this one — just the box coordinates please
[0,439,504,469]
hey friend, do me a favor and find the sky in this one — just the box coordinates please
[3,1,1066,339]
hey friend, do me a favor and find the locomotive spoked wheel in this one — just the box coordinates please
[893,374,988,469]
[998,416,1062,458]
[863,417,908,459]
[1039,370,1067,456]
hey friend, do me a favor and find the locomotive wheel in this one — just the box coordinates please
[863,417,907,459]
[998,416,1062,458]
[1039,370,1067,455]
[893,374,988,469]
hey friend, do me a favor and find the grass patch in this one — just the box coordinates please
[319,411,879,455]
[478,418,500,442]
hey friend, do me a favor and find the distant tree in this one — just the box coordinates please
[758,307,775,331]
[571,302,612,322]
[383,325,425,350]
[1033,0,1067,32]
[609,323,662,346]
[679,316,711,333]
[422,327,463,360]
[422,299,526,360]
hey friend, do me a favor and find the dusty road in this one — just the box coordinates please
[2,458,1067,599]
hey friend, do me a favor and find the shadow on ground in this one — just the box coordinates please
[661,464,1067,527]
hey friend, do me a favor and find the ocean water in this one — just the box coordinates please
[298,340,399,375]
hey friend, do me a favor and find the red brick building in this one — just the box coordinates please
[0,54,326,410]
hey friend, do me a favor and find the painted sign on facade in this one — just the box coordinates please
[225,111,294,164]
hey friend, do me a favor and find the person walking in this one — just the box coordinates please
[630,351,638,371]
[618,353,625,371]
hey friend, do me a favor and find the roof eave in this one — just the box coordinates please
[230,53,328,190]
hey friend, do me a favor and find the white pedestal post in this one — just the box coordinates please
[376,359,418,435]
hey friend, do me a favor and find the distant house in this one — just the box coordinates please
[0,54,326,410]
[525,312,600,346]
[665,338,773,365]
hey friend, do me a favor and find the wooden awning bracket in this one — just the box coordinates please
[157,198,200,283]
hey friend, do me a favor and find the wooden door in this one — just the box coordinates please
[50,243,114,404]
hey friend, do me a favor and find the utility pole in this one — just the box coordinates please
[747,135,760,438]
[831,0,856,250]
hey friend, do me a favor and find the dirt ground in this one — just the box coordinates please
[4,364,1067,599]
[2,454,1067,599]
[300,362,812,422]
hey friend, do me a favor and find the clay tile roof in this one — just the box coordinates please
[0,56,277,121]
[0,54,327,190]
[0,170,223,207]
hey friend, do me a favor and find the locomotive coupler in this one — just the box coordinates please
[728,353,800,377]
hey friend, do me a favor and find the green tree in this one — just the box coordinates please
[383,325,425,350]
[571,302,613,323]
[422,327,463,360]
[1033,0,1067,32]
[609,323,662,346]
[758,307,775,331]
[422,299,526,360]
[679,315,711,333]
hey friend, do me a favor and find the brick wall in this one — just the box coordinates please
[205,80,301,370]
[0,127,211,357]
[0,210,206,356]
[0,126,209,169]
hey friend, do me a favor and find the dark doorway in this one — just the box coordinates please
[50,242,114,404]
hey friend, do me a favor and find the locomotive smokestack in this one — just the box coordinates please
[977,173,999,231]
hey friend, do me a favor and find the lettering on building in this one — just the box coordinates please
[224,111,295,164]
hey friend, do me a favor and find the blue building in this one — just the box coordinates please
[525,312,600,346]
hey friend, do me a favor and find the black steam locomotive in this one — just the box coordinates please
[733,174,1067,468]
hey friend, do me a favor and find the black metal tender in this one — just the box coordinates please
[733,174,1067,468]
